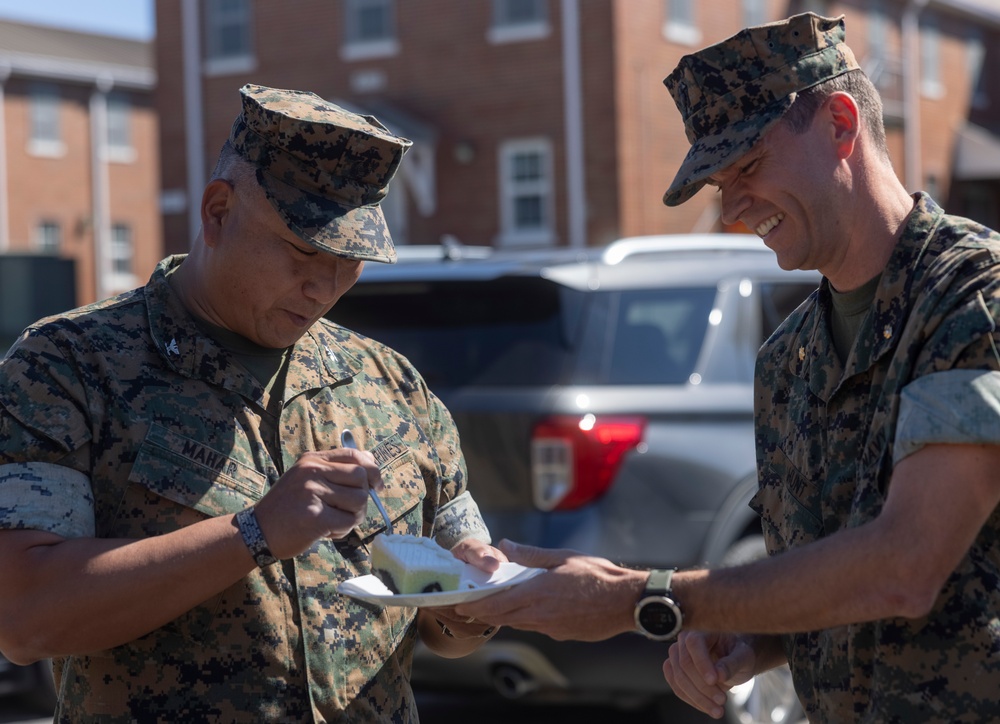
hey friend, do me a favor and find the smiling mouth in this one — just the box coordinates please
[755,213,785,237]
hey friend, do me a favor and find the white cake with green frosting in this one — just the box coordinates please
[370,535,471,594]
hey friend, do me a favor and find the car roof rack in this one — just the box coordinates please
[602,234,766,265]
[393,235,494,262]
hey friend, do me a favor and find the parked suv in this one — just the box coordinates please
[329,235,820,723]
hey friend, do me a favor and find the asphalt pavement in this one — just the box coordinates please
[0,689,695,724]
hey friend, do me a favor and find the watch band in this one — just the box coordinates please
[634,567,683,641]
[645,568,674,595]
[234,507,279,567]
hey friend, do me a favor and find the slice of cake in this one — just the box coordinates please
[370,535,472,594]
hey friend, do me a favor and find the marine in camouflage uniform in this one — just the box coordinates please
[751,192,1000,720]
[661,13,1000,722]
[0,85,492,723]
[435,14,1000,722]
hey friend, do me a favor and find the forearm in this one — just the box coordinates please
[0,514,255,662]
[677,444,1000,635]
[675,520,925,634]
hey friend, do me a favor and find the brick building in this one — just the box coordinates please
[0,19,161,307]
[154,0,1000,255]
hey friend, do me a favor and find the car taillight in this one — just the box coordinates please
[530,415,646,511]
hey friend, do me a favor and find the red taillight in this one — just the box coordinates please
[531,415,646,511]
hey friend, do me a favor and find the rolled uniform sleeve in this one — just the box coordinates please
[894,369,1000,464]
[433,490,491,549]
[0,461,96,538]
[0,331,95,537]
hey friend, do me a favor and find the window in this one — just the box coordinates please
[609,288,716,385]
[106,92,134,162]
[664,0,701,46]
[28,84,64,157]
[110,224,133,276]
[488,0,550,43]
[331,277,580,388]
[35,221,60,254]
[920,15,943,98]
[342,0,399,61]
[743,0,767,28]
[498,139,554,246]
[204,0,254,75]
[967,30,988,110]
[760,282,818,343]
[963,186,998,230]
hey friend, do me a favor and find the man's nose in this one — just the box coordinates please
[302,273,340,304]
[718,184,749,228]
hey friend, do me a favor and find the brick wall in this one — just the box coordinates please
[2,80,160,304]
[155,0,1000,253]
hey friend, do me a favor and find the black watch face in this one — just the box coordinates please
[639,600,678,636]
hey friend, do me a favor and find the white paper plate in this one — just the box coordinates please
[337,561,544,607]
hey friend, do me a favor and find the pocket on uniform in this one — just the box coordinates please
[127,423,267,518]
[117,424,268,643]
[750,445,824,552]
[355,435,425,540]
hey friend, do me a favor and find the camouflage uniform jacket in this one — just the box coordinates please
[0,255,472,723]
[750,193,1000,722]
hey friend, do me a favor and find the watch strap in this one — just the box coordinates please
[235,507,279,567]
[645,568,675,596]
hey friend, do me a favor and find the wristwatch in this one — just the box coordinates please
[634,568,683,641]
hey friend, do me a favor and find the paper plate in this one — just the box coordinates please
[337,562,543,607]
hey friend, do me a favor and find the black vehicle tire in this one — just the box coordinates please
[719,534,805,724]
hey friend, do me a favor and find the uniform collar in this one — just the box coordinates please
[787,193,945,401]
[145,255,362,402]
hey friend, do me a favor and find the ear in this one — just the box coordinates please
[201,179,235,248]
[826,91,860,160]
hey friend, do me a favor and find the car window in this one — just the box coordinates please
[605,287,717,384]
[330,277,583,388]
[759,282,818,343]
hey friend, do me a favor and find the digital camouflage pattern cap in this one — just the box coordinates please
[229,84,412,263]
[662,13,860,207]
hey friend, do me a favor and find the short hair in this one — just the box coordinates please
[780,69,891,163]
[210,140,258,187]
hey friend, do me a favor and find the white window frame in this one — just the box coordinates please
[920,15,944,99]
[967,30,988,110]
[663,0,701,46]
[34,221,61,254]
[497,138,555,247]
[203,0,256,76]
[487,0,550,45]
[341,0,400,62]
[109,223,136,290]
[106,92,136,163]
[28,83,65,158]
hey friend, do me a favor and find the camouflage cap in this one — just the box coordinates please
[661,13,859,207]
[229,84,412,263]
